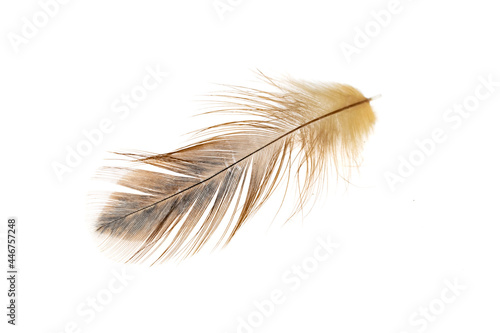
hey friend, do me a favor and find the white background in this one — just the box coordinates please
[1,0,500,332]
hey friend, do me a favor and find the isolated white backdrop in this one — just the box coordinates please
[1,0,500,332]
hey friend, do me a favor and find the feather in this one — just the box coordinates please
[90,74,377,264]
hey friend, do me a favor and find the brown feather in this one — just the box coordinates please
[89,74,377,264]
